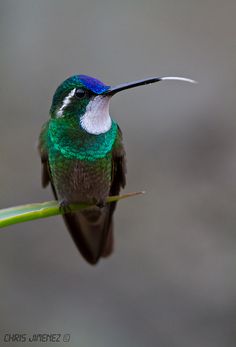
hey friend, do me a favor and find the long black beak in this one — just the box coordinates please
[105,76,197,96]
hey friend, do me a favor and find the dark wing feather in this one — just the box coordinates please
[39,122,58,198]
[41,159,50,188]
[100,126,126,257]
[38,121,50,188]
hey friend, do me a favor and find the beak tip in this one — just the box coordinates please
[160,76,198,84]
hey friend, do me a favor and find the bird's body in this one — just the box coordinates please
[39,74,195,265]
[39,75,126,264]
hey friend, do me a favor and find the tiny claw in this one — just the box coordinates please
[95,199,106,208]
[59,200,72,214]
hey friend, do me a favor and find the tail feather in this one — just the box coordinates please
[101,220,114,257]
[63,206,114,265]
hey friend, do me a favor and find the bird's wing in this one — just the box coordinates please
[38,121,60,203]
[38,122,51,188]
[110,126,126,204]
[101,126,126,257]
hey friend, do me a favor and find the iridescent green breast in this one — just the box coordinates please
[48,118,118,161]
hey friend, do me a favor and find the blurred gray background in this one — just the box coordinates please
[1,1,236,346]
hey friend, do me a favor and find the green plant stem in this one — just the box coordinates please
[0,191,145,228]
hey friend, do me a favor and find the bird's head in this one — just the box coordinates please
[50,74,196,135]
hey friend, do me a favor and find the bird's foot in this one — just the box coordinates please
[94,198,106,209]
[59,199,72,214]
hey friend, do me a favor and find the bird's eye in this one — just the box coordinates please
[75,88,86,99]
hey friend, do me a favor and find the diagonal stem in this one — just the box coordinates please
[0,191,145,228]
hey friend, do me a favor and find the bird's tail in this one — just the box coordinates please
[63,205,114,265]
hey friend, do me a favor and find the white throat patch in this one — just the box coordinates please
[80,95,112,135]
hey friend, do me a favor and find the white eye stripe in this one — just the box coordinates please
[56,88,76,117]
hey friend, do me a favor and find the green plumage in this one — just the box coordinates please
[47,118,118,161]
[39,118,123,204]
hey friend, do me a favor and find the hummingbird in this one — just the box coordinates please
[39,74,195,265]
